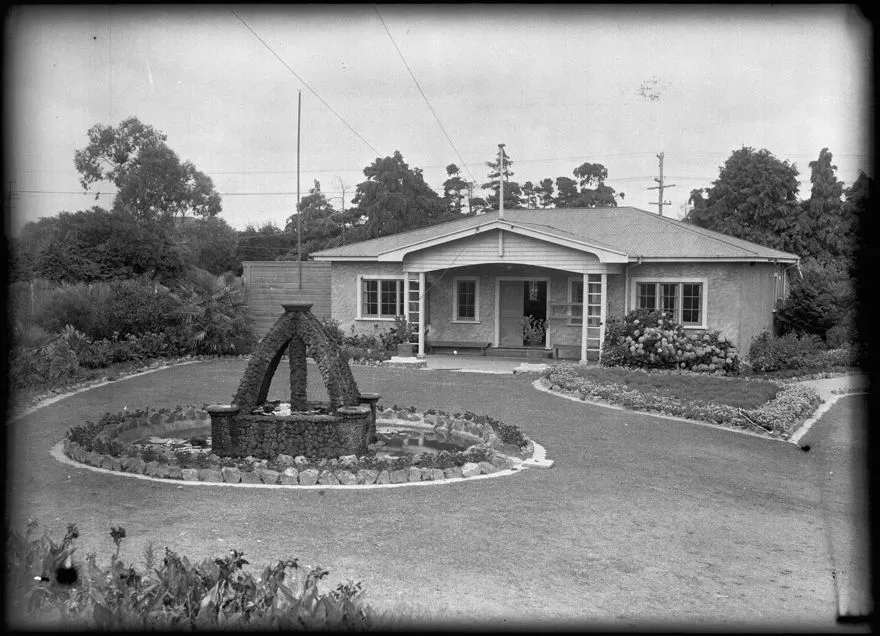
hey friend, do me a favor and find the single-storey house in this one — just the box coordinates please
[309,206,799,362]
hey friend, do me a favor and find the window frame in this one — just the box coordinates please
[567,277,584,326]
[357,275,405,321]
[630,277,707,329]
[451,276,480,323]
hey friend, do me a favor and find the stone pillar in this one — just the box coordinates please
[358,392,382,444]
[282,303,313,411]
[207,405,241,456]
[288,335,308,411]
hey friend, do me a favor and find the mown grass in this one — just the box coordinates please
[572,366,780,410]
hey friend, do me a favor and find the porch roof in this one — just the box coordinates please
[311,207,800,263]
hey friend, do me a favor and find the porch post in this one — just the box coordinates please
[598,273,607,363]
[417,271,426,358]
[580,273,589,364]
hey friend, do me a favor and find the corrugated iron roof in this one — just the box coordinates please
[311,207,799,261]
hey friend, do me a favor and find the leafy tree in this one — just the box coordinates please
[521,181,539,209]
[482,149,523,211]
[235,222,297,265]
[174,216,240,275]
[554,176,579,208]
[442,164,471,214]
[352,151,448,239]
[15,207,185,283]
[537,178,555,208]
[285,181,343,259]
[798,148,848,264]
[74,117,222,222]
[684,147,802,253]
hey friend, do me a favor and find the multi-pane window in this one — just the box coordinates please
[635,281,704,326]
[681,283,702,325]
[569,276,602,326]
[454,278,478,321]
[361,278,403,318]
[637,282,657,311]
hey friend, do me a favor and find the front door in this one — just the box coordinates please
[499,281,524,346]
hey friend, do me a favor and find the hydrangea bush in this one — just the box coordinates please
[602,309,741,374]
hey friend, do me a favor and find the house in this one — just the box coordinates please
[309,207,799,362]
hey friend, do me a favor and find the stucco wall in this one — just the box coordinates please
[330,260,779,354]
[623,261,779,351]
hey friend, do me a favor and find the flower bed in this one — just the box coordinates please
[62,406,534,486]
[542,364,821,438]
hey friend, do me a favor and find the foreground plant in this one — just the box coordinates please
[6,520,375,630]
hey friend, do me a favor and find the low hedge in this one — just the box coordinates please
[6,520,374,630]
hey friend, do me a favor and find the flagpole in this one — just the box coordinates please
[297,90,302,290]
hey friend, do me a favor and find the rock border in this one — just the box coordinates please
[58,405,547,488]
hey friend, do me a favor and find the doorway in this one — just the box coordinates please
[498,280,547,347]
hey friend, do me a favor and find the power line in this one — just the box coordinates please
[374,7,477,185]
[229,8,381,157]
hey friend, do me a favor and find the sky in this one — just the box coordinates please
[4,4,873,236]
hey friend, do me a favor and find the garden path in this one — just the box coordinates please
[7,360,867,630]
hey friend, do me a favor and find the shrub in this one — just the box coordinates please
[6,520,375,630]
[602,309,741,374]
[747,331,828,372]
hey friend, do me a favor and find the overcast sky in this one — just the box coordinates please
[4,4,872,236]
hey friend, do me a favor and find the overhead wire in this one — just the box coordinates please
[374,7,477,185]
[229,8,381,157]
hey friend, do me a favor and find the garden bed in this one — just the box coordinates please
[542,364,822,439]
[62,405,534,486]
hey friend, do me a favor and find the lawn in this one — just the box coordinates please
[6,359,844,627]
[570,366,780,410]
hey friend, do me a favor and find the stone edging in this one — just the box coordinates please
[10,360,204,422]
[57,404,549,488]
[532,378,792,444]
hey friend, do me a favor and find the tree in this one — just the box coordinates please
[537,178,555,208]
[74,117,222,222]
[554,176,579,208]
[799,148,849,264]
[285,180,342,258]
[521,181,539,210]
[235,222,297,265]
[14,207,185,283]
[174,216,240,275]
[442,164,471,214]
[352,151,448,239]
[684,147,801,253]
[482,149,523,211]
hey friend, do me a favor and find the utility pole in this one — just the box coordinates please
[296,90,302,289]
[647,151,676,216]
[498,143,505,219]
[336,176,348,245]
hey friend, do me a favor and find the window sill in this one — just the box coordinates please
[451,319,480,324]
[357,317,398,322]
[682,324,707,330]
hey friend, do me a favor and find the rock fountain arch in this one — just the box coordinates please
[207,303,380,459]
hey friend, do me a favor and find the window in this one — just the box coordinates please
[568,275,601,326]
[452,277,479,322]
[570,280,584,324]
[360,278,403,319]
[633,280,705,327]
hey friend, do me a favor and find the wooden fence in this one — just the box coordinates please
[241,261,332,335]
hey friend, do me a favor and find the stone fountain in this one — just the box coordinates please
[206,303,380,459]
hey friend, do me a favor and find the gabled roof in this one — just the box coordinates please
[311,207,799,263]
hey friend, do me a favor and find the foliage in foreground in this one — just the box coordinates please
[6,520,374,630]
[543,364,821,437]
